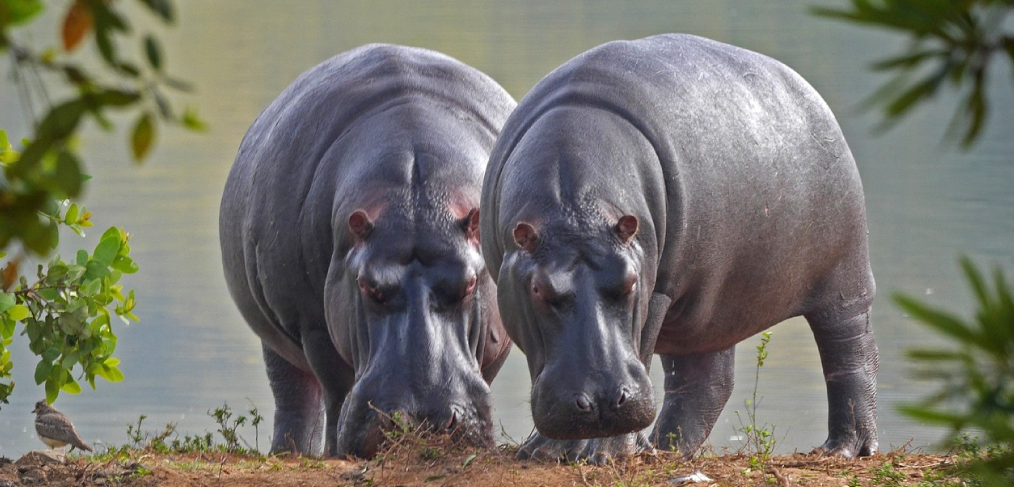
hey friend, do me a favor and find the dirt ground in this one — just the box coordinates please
[1,444,967,487]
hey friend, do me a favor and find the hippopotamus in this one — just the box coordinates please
[480,33,878,462]
[220,44,515,457]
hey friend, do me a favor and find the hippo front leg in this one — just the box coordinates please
[806,307,879,457]
[650,347,735,457]
[301,328,356,457]
[519,431,652,464]
[262,344,325,455]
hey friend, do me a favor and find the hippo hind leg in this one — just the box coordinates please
[805,289,879,457]
[263,343,324,455]
[650,347,735,457]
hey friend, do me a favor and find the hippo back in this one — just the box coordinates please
[222,44,515,368]
[482,33,871,353]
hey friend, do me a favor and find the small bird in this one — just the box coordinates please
[32,400,93,453]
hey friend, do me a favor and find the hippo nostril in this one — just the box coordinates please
[575,393,593,412]
[615,388,629,408]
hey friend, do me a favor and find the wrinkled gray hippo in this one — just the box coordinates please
[480,34,877,463]
[221,44,515,458]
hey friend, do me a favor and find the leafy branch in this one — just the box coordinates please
[895,257,1014,484]
[0,0,204,406]
[814,0,1014,147]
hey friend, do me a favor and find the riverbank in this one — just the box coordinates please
[1,445,968,486]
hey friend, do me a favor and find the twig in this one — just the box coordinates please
[576,463,593,487]
[766,465,791,486]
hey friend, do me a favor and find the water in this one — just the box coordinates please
[1,0,1012,457]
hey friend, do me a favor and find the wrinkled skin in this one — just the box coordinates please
[481,34,878,463]
[221,44,514,458]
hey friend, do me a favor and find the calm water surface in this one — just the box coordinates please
[2,0,1012,456]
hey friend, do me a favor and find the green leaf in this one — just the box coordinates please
[131,112,155,162]
[61,378,82,394]
[59,313,81,336]
[138,0,175,23]
[91,89,141,107]
[7,305,29,322]
[144,35,162,71]
[34,359,52,385]
[894,293,978,343]
[906,349,965,362]
[898,404,967,427]
[54,149,84,197]
[0,0,45,27]
[870,49,946,71]
[90,313,109,334]
[162,76,194,92]
[111,255,139,274]
[41,347,60,362]
[959,257,989,310]
[65,203,79,224]
[102,363,124,382]
[37,99,88,141]
[0,293,14,314]
[85,261,111,281]
[45,376,59,403]
[181,107,208,132]
[93,232,121,266]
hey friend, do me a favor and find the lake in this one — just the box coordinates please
[1,0,1012,457]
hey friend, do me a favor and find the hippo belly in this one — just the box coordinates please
[221,44,514,457]
[480,33,877,462]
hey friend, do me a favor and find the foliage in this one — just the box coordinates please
[0,0,203,406]
[116,402,265,457]
[0,225,137,405]
[734,331,777,464]
[894,257,1014,486]
[209,402,264,455]
[814,0,1014,147]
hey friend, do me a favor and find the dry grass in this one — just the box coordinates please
[2,431,973,487]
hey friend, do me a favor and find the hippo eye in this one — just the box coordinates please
[463,275,478,298]
[358,278,389,304]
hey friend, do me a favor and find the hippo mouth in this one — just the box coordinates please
[335,396,495,459]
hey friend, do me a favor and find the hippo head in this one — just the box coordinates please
[499,213,657,440]
[327,205,509,458]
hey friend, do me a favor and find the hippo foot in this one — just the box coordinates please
[518,431,653,464]
[811,434,877,458]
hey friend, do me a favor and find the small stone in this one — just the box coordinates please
[17,450,66,466]
[19,467,48,485]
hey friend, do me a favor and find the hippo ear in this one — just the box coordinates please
[459,208,480,246]
[615,215,638,244]
[513,222,539,254]
[348,210,374,241]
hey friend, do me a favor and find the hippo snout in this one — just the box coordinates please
[531,362,656,440]
[336,400,492,458]
[334,376,495,458]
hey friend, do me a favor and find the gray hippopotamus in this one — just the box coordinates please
[220,44,515,458]
[480,33,878,462]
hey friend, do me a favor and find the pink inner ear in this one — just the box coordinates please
[349,210,374,239]
[466,208,480,244]
[513,222,539,253]
[616,215,638,243]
